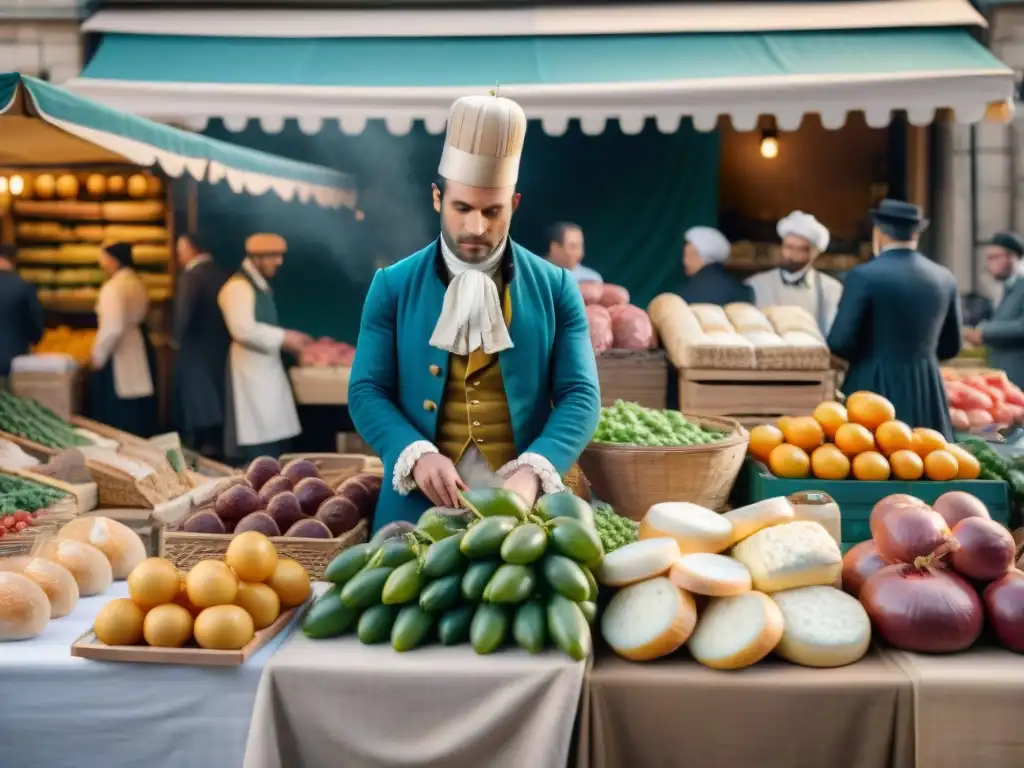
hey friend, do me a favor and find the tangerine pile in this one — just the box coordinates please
[748,392,981,482]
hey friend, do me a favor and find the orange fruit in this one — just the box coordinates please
[852,451,892,481]
[768,443,811,479]
[874,420,914,457]
[833,422,876,456]
[924,449,959,481]
[911,428,947,458]
[780,415,825,453]
[748,424,784,463]
[888,449,924,480]
[946,444,981,480]
[846,392,897,431]
[777,415,794,432]
[810,444,851,480]
[812,401,848,440]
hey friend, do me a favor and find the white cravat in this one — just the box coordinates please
[429,236,514,355]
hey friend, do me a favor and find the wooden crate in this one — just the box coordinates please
[677,367,835,420]
[596,350,668,409]
[9,369,86,420]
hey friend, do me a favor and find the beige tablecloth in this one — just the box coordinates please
[578,647,914,768]
[243,632,585,768]
[884,645,1024,768]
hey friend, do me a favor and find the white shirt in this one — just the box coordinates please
[746,267,844,335]
[91,268,154,399]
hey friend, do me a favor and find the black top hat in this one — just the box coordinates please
[989,231,1024,256]
[869,198,929,232]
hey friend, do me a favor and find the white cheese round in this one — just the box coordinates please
[687,591,783,670]
[595,538,681,587]
[639,502,733,554]
[601,577,697,661]
[669,553,752,597]
[771,585,871,668]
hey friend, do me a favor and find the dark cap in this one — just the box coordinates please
[990,231,1024,256]
[869,198,929,233]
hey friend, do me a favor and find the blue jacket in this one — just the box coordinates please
[348,239,602,531]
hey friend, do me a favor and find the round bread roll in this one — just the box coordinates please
[58,517,147,579]
[15,557,80,618]
[0,571,51,640]
[39,539,113,596]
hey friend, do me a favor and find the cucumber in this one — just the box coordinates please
[578,601,597,625]
[500,523,548,565]
[460,516,518,558]
[419,573,463,613]
[340,566,395,609]
[382,560,425,605]
[376,538,419,568]
[512,601,547,653]
[302,586,359,638]
[357,604,399,644]
[582,565,599,602]
[534,491,596,529]
[459,488,529,520]
[548,517,604,567]
[547,593,592,661]
[422,532,466,578]
[391,604,434,652]
[324,543,373,585]
[461,559,502,602]
[483,563,536,604]
[470,604,509,654]
[540,555,591,602]
[418,507,473,541]
[437,605,475,645]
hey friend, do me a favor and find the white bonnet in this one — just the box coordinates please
[777,211,829,252]
[684,226,731,264]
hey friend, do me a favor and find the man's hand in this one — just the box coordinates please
[963,327,983,347]
[413,452,467,508]
[503,467,541,509]
[282,330,313,354]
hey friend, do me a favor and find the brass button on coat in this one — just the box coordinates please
[429,364,441,376]
[472,421,481,427]
[423,400,437,412]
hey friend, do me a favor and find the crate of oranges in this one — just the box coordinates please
[739,392,1011,547]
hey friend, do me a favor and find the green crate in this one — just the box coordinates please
[731,459,1011,549]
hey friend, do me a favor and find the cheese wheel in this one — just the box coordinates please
[730,520,842,593]
[723,497,796,547]
[639,502,733,554]
[19,557,79,618]
[669,553,752,597]
[601,577,697,661]
[687,591,784,670]
[0,571,51,640]
[59,517,147,580]
[39,539,113,596]
[771,586,871,667]
[595,538,681,587]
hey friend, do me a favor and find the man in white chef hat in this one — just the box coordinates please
[746,211,843,334]
[679,225,753,306]
[348,92,601,534]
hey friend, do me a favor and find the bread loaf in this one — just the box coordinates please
[39,539,113,596]
[0,557,80,618]
[58,517,147,580]
[690,304,734,335]
[0,571,51,640]
[647,294,706,368]
[731,520,842,593]
[725,302,774,334]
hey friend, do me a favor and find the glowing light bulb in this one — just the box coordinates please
[760,135,779,160]
[9,175,25,195]
[0,177,8,194]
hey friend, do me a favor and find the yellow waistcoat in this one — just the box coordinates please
[437,282,517,470]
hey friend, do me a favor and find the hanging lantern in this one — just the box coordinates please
[85,174,107,198]
[34,174,56,198]
[55,174,80,199]
[107,175,126,195]
[127,174,148,198]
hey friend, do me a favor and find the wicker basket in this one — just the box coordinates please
[160,518,369,580]
[2,467,97,513]
[70,416,149,446]
[578,415,749,521]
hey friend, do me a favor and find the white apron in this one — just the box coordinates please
[91,268,154,399]
[217,261,300,447]
[746,267,844,335]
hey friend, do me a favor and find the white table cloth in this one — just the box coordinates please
[0,582,296,768]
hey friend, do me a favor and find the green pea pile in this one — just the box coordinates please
[593,502,638,552]
[592,401,727,447]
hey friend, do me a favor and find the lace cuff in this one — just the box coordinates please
[393,441,439,495]
[498,452,564,495]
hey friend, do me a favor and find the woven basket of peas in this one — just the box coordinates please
[579,401,748,521]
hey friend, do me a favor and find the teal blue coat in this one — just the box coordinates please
[348,239,601,532]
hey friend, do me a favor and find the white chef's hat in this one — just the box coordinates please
[684,226,731,264]
[437,93,527,189]
[777,211,830,252]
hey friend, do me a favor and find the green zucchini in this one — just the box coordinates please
[500,523,548,565]
[540,555,591,602]
[340,566,394,609]
[470,604,509,654]
[324,543,373,585]
[460,516,518,558]
[547,593,592,661]
[382,560,425,605]
[419,573,463,613]
[461,559,502,602]
[548,517,604,567]
[512,601,547,653]
[391,605,434,652]
[422,532,466,578]
[302,586,359,639]
[483,563,536,604]
[357,604,399,644]
[437,604,475,645]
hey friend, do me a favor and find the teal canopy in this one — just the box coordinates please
[0,73,354,207]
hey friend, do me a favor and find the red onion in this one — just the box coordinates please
[860,564,983,653]
[949,517,1015,582]
[933,491,991,529]
[842,540,886,598]
[869,495,954,564]
[983,570,1024,652]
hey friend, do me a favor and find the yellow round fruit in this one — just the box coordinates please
[34,174,56,199]
[193,605,255,650]
[767,443,811,479]
[780,416,825,453]
[852,451,891,481]
[911,428,948,458]
[888,449,924,481]
[846,392,896,431]
[235,581,281,630]
[924,449,959,481]
[143,603,194,648]
[55,174,79,199]
[265,558,311,608]
[186,560,239,608]
[834,422,876,456]
[946,444,981,480]
[127,557,181,609]
[225,531,279,582]
[748,424,784,463]
[875,420,914,457]
[94,598,145,646]
[812,401,848,440]
[107,175,125,195]
[85,174,106,197]
[127,174,149,198]
[172,571,202,617]
[810,444,851,480]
